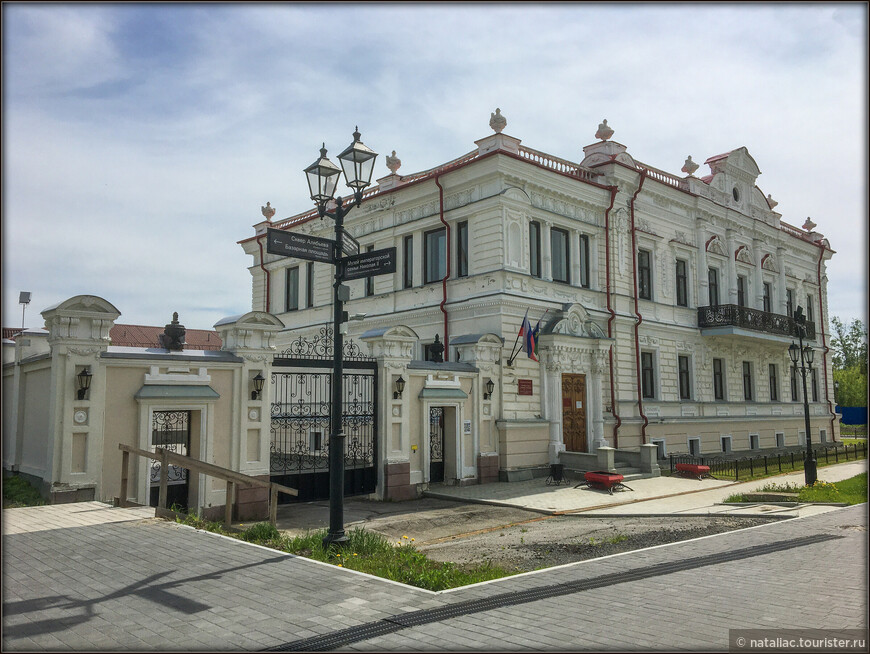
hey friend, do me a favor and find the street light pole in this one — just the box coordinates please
[789,306,817,486]
[304,129,377,547]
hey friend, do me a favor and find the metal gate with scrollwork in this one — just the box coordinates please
[270,326,377,502]
[149,410,190,510]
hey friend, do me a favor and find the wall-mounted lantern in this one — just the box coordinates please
[483,378,495,400]
[76,368,92,400]
[393,375,405,400]
[251,372,266,400]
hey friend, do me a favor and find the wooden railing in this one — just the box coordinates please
[117,443,297,529]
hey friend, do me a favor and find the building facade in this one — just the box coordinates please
[240,112,838,500]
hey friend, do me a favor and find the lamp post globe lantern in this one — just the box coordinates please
[302,128,377,548]
[791,305,817,486]
[76,368,92,400]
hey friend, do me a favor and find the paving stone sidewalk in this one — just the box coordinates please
[3,496,867,651]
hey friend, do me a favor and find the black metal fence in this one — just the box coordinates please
[668,441,867,481]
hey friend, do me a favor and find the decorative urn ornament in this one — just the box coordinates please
[159,312,186,351]
[261,202,276,221]
[489,108,507,134]
[595,119,614,141]
[681,156,699,175]
[386,150,401,174]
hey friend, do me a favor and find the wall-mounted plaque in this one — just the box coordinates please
[518,379,533,396]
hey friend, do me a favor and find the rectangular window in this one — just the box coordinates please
[579,234,590,288]
[790,366,799,402]
[799,430,806,447]
[737,276,746,307]
[651,439,666,460]
[641,351,655,399]
[721,436,732,453]
[786,289,794,319]
[713,358,725,400]
[806,295,815,327]
[306,262,314,308]
[529,221,541,278]
[457,221,468,278]
[551,227,570,283]
[819,429,827,443]
[403,235,413,289]
[285,267,299,312]
[776,432,785,448]
[424,228,446,284]
[743,361,753,401]
[811,368,819,402]
[708,267,719,306]
[309,430,323,452]
[749,434,760,450]
[638,249,652,300]
[365,245,375,296]
[768,364,779,402]
[688,438,700,456]
[763,282,772,313]
[678,355,691,400]
[676,259,688,307]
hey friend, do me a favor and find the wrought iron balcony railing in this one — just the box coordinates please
[697,304,816,340]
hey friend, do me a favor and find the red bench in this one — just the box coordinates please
[675,463,712,480]
[575,471,634,494]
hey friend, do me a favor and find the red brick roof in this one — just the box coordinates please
[2,328,25,340]
[109,324,222,350]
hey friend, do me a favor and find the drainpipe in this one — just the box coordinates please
[603,186,621,447]
[435,175,450,353]
[630,170,649,443]
[815,241,837,440]
[257,235,271,313]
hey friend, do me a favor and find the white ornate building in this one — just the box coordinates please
[240,112,838,500]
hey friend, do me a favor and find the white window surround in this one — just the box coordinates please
[688,437,701,456]
[749,433,760,450]
[720,435,732,453]
[677,352,694,401]
[650,438,666,460]
[775,432,785,448]
[819,429,827,443]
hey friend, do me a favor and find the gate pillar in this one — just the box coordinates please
[362,326,417,500]
[215,311,283,519]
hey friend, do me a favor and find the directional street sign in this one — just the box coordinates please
[266,228,334,264]
[342,247,397,281]
[341,231,360,258]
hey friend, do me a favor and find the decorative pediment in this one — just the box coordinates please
[761,253,778,272]
[735,245,754,265]
[705,235,727,257]
[214,311,284,330]
[543,304,607,339]
[361,325,419,360]
[41,294,121,344]
[705,146,761,182]
[42,295,121,320]
[214,311,283,352]
[501,186,532,205]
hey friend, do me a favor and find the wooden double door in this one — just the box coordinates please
[561,374,587,453]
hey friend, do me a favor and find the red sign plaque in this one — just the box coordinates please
[518,379,533,396]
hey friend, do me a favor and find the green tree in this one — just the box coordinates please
[833,366,867,407]
[830,317,868,374]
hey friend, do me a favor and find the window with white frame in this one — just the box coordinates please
[749,433,760,450]
[743,361,754,400]
[424,228,446,284]
[579,234,590,288]
[638,249,652,300]
[721,435,732,453]
[651,438,666,460]
[688,437,701,456]
[819,429,827,443]
[811,368,819,402]
[403,235,414,289]
[737,275,747,307]
[786,289,794,319]
[676,259,688,307]
[763,282,772,313]
[798,430,806,447]
[768,363,779,402]
[713,358,726,400]
[775,432,785,448]
[285,266,299,312]
[641,351,656,399]
[678,355,692,400]
[551,227,570,284]
[708,267,720,306]
[457,221,468,278]
[529,221,542,278]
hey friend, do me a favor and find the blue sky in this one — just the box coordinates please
[2,3,867,332]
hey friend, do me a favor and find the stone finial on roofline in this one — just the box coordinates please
[386,150,401,174]
[681,155,699,175]
[490,108,507,134]
[803,217,817,232]
[261,202,275,221]
[766,194,778,209]
[595,119,614,141]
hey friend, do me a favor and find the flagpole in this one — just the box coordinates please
[507,309,528,367]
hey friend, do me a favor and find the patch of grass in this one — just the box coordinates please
[726,473,867,505]
[172,515,517,591]
[2,475,46,508]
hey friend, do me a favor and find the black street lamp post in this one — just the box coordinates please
[304,128,377,547]
[789,306,817,487]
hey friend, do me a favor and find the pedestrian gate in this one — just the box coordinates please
[270,327,377,502]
